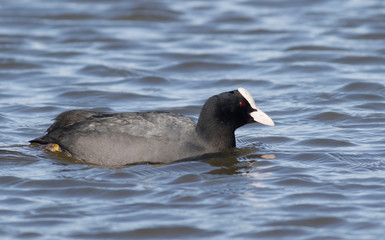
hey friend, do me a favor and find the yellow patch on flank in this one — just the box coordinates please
[44,143,62,153]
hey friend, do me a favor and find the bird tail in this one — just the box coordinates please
[29,135,52,144]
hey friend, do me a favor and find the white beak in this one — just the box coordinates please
[249,108,275,126]
[238,88,275,126]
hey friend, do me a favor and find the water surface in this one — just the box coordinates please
[1,0,385,239]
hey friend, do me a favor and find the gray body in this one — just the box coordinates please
[34,110,213,166]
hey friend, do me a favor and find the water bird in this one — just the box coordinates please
[30,88,274,166]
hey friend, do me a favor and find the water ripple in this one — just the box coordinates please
[338,81,385,93]
[78,64,134,77]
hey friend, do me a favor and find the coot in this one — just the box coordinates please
[30,88,274,166]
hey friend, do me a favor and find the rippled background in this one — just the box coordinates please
[1,0,385,239]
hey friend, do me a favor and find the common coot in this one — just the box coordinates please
[30,88,274,166]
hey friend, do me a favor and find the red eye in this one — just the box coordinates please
[240,101,246,107]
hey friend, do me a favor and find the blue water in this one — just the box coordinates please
[1,0,385,239]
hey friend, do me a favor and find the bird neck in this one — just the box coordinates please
[196,122,236,150]
[196,102,236,150]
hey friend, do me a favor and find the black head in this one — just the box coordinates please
[197,88,274,131]
[196,88,274,149]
